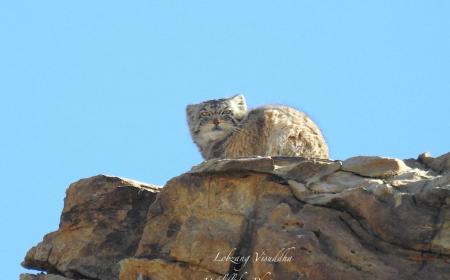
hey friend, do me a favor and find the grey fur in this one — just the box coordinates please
[187,95,329,159]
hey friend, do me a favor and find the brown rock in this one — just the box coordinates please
[272,157,342,184]
[22,175,159,280]
[20,274,78,280]
[131,158,449,279]
[342,156,409,178]
[135,172,292,275]
[191,156,342,185]
[22,156,450,280]
[419,152,450,174]
[245,204,400,280]
[190,156,275,174]
[119,258,220,280]
[431,204,450,253]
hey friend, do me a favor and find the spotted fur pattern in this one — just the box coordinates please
[187,95,329,159]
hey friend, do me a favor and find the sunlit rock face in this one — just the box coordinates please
[22,153,450,280]
[21,175,160,280]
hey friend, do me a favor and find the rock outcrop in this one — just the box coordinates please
[22,176,160,280]
[22,153,450,280]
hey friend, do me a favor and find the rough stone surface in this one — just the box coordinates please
[20,274,78,280]
[119,258,220,280]
[190,156,276,174]
[419,152,450,174]
[22,154,450,280]
[22,175,160,280]
[191,156,342,185]
[342,156,409,178]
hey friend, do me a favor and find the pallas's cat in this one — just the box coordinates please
[186,95,329,160]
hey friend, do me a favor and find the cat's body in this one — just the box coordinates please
[187,95,329,160]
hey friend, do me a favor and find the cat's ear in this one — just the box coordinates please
[228,94,247,121]
[186,104,198,124]
[229,94,247,111]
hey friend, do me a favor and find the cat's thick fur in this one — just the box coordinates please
[186,95,329,160]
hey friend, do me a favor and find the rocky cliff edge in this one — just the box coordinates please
[21,152,450,280]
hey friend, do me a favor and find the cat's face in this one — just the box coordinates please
[187,95,247,143]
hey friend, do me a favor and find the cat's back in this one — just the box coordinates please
[247,105,307,124]
[224,105,329,159]
[245,105,318,135]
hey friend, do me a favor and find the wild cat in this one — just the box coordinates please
[186,95,329,160]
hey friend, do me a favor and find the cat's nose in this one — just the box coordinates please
[213,119,220,125]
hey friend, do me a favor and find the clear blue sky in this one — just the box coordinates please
[1,1,449,278]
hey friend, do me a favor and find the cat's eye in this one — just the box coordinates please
[222,109,232,115]
[200,111,210,117]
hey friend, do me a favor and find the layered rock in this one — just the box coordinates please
[21,175,160,280]
[22,153,450,280]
